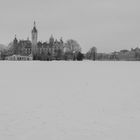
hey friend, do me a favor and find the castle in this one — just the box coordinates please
[9,22,64,60]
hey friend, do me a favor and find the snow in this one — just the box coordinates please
[0,61,140,140]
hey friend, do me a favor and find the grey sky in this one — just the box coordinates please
[0,0,140,52]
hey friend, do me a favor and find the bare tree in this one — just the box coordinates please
[64,39,81,60]
[86,46,97,60]
[64,40,81,53]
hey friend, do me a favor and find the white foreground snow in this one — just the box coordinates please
[0,61,140,140]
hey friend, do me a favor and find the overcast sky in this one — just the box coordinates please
[0,0,140,52]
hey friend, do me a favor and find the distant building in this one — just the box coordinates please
[5,54,33,61]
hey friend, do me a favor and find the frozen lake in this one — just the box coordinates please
[0,61,140,140]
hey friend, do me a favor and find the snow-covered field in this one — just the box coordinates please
[0,61,140,140]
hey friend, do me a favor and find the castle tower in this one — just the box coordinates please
[13,35,18,54]
[31,21,38,57]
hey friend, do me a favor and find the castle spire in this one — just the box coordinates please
[13,34,18,44]
[34,21,36,27]
[32,21,37,33]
